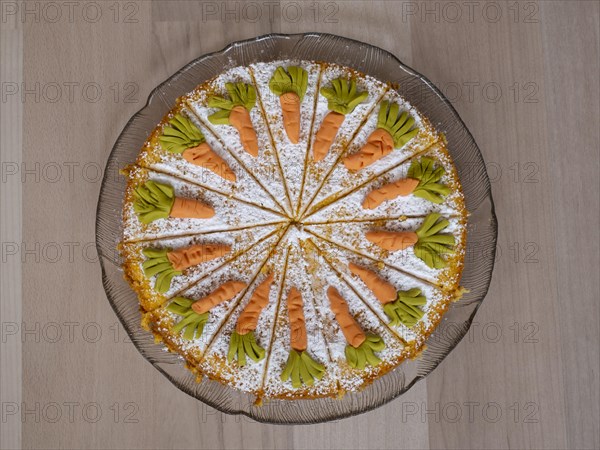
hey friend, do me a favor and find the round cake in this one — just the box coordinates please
[120,60,467,402]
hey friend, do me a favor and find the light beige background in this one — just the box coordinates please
[1,1,598,449]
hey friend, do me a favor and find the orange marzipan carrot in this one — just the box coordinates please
[191,280,247,314]
[287,287,307,351]
[280,92,301,144]
[170,197,215,219]
[182,143,236,182]
[313,111,345,161]
[235,273,274,335]
[166,243,231,271]
[348,263,396,304]
[365,230,418,251]
[229,105,259,157]
[362,177,420,209]
[343,128,394,171]
[326,286,366,348]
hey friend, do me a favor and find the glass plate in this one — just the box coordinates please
[96,33,497,424]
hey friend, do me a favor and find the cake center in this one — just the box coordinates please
[288,218,304,232]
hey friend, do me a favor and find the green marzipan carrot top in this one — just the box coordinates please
[414,213,456,269]
[159,114,205,154]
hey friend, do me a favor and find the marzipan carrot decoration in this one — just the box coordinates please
[348,263,396,304]
[343,101,419,172]
[228,330,265,367]
[347,263,426,328]
[327,286,365,347]
[327,287,385,369]
[191,280,247,314]
[181,143,236,182]
[365,212,455,269]
[166,280,249,341]
[208,83,259,157]
[142,248,182,293]
[287,287,307,351]
[362,157,451,208]
[158,114,236,181]
[313,78,368,161]
[142,243,231,293]
[166,297,209,340]
[365,230,419,251]
[235,274,274,335]
[227,273,274,366]
[362,178,419,209]
[133,180,215,224]
[166,243,231,271]
[383,288,426,328]
[269,66,308,144]
[280,288,325,388]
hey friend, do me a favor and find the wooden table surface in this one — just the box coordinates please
[1,1,598,449]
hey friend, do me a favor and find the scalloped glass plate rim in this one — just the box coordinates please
[95,32,498,424]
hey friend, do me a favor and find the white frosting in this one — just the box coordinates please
[250,61,322,211]
[123,165,284,242]
[121,60,467,399]
[310,89,437,210]
[185,67,292,215]
[305,215,464,285]
[307,143,462,223]
[297,65,389,217]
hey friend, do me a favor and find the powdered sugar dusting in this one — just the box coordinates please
[304,244,406,392]
[306,143,464,224]
[298,65,389,216]
[185,66,292,215]
[308,90,440,215]
[124,225,280,301]
[250,61,322,210]
[121,60,467,401]
[123,166,283,242]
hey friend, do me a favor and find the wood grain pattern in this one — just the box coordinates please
[0,9,23,450]
[0,1,597,449]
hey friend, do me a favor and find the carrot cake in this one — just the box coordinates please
[119,60,467,401]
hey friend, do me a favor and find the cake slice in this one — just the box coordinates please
[250,61,322,209]
[122,165,285,243]
[184,67,293,215]
[304,213,466,292]
[303,90,442,218]
[305,142,465,224]
[260,239,338,399]
[121,224,284,311]
[296,63,390,217]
